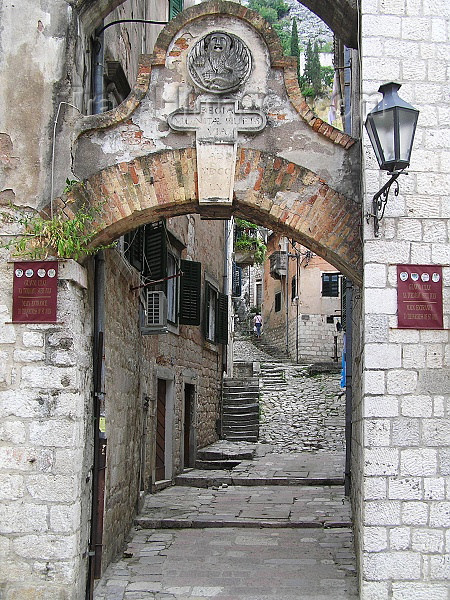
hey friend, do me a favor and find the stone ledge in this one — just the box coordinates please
[58,259,88,289]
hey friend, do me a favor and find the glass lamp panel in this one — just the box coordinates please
[372,108,395,165]
[398,108,419,163]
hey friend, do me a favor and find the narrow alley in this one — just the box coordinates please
[93,337,357,599]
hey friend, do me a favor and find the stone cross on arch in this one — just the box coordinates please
[168,99,266,204]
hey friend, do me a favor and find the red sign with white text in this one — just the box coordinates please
[397,265,443,329]
[12,261,58,323]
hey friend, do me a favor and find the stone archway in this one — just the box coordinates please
[64,147,362,284]
[76,0,358,48]
[70,0,362,284]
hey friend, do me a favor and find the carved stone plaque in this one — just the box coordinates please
[187,31,252,94]
[168,99,266,204]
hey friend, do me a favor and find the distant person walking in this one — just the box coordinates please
[253,312,263,338]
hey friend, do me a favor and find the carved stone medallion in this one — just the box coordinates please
[187,31,252,94]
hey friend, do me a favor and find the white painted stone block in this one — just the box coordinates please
[23,331,44,347]
[366,344,402,370]
[387,370,418,395]
[0,503,48,534]
[426,345,444,368]
[365,263,387,288]
[422,419,450,445]
[365,315,390,343]
[364,395,399,418]
[50,503,81,533]
[364,550,421,580]
[402,501,429,525]
[392,582,449,600]
[13,534,77,560]
[29,420,81,448]
[365,500,402,526]
[0,324,17,344]
[26,474,78,503]
[433,397,445,417]
[429,502,450,527]
[364,477,388,501]
[0,420,26,444]
[388,477,422,500]
[429,554,450,579]
[401,395,432,417]
[364,526,388,552]
[13,349,46,362]
[21,365,79,390]
[364,370,386,395]
[389,527,411,551]
[431,17,448,42]
[0,474,24,500]
[364,241,410,264]
[402,344,426,369]
[365,419,391,446]
[397,219,422,241]
[401,448,437,476]
[361,581,390,600]
[412,529,444,553]
[362,15,402,38]
[365,288,397,315]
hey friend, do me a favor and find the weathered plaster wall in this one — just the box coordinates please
[359,0,450,597]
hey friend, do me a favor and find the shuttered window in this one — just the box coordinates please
[169,0,183,19]
[179,259,201,325]
[124,227,144,272]
[143,221,167,280]
[216,292,228,345]
[275,291,282,312]
[322,273,340,297]
[341,277,347,331]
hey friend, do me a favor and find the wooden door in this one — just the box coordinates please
[156,379,166,481]
[184,384,194,468]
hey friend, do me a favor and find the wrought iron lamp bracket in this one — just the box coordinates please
[366,170,406,237]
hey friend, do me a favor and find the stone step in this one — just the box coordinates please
[222,415,259,425]
[222,403,259,413]
[194,459,241,470]
[223,378,259,387]
[175,473,345,488]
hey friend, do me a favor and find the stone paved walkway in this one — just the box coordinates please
[93,338,356,599]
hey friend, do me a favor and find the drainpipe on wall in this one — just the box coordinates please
[344,280,353,496]
[86,25,107,600]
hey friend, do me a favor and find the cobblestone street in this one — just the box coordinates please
[94,339,356,599]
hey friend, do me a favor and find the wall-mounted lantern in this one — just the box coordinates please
[365,82,419,236]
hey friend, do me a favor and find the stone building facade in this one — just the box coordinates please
[262,233,344,362]
[0,1,448,600]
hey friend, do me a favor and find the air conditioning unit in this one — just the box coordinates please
[141,290,168,334]
[269,251,288,279]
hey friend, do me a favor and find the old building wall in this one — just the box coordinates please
[0,260,93,600]
[262,235,344,361]
[99,213,226,570]
[359,0,450,597]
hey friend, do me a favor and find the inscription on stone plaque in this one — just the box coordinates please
[187,32,251,94]
[168,100,266,204]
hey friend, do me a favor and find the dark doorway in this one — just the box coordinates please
[156,379,166,481]
[184,383,195,468]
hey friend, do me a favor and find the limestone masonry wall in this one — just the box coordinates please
[360,0,450,597]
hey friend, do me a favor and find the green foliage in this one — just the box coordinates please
[321,65,334,89]
[235,218,258,230]
[248,0,292,55]
[290,18,301,83]
[319,40,333,53]
[1,201,114,261]
[63,178,80,194]
[234,233,267,265]
[301,39,322,97]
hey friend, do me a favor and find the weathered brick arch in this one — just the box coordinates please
[63,148,362,285]
[76,0,358,48]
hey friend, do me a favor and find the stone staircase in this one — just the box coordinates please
[260,362,287,390]
[220,376,260,443]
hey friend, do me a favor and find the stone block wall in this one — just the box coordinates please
[360,0,450,597]
[261,314,344,363]
[0,260,93,600]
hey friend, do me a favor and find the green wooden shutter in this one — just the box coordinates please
[169,0,183,19]
[124,226,144,272]
[179,260,201,325]
[216,292,228,345]
[143,221,167,280]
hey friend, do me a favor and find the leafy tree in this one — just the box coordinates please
[321,65,334,89]
[290,18,301,84]
[248,0,292,55]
